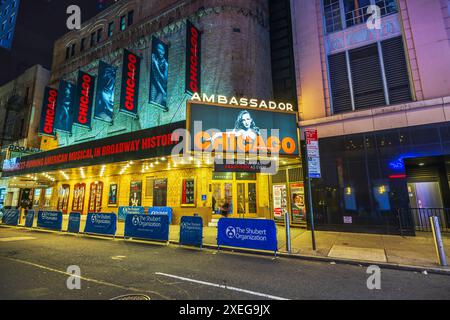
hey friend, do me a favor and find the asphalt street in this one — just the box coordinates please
[0,226,449,300]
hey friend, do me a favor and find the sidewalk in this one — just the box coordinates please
[20,216,450,270]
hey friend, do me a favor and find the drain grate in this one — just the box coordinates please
[111,294,151,300]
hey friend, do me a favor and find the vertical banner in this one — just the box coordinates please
[94,61,117,123]
[54,81,75,133]
[120,49,141,117]
[74,71,96,129]
[38,87,58,137]
[185,20,201,95]
[149,37,169,111]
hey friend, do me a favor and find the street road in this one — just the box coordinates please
[0,226,449,300]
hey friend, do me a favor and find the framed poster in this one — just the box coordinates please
[108,183,119,206]
[72,183,86,213]
[57,184,71,214]
[88,182,103,213]
[290,183,306,224]
[153,178,167,207]
[273,184,287,221]
[129,181,142,207]
[181,178,196,207]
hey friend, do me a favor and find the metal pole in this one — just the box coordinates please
[307,176,317,251]
[430,216,447,267]
[285,211,291,253]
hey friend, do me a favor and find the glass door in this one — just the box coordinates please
[237,182,257,218]
[211,182,233,216]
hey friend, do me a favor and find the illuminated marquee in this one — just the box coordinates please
[190,92,295,112]
[188,103,299,156]
[39,87,58,137]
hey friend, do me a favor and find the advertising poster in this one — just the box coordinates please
[129,181,142,207]
[54,81,75,133]
[306,128,321,178]
[94,61,117,123]
[273,185,287,221]
[181,178,195,207]
[290,183,306,224]
[185,20,201,95]
[149,37,169,111]
[120,49,141,117]
[188,103,299,156]
[38,87,58,137]
[108,183,118,206]
[153,179,168,207]
[74,71,96,129]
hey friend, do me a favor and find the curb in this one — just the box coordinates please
[2,224,449,275]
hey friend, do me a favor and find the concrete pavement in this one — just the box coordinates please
[1,227,450,300]
[11,214,450,271]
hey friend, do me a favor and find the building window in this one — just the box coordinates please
[71,43,76,56]
[127,10,134,26]
[80,37,86,52]
[2,21,6,31]
[324,0,398,32]
[323,0,342,33]
[9,13,15,24]
[120,15,126,31]
[108,22,114,37]
[97,28,103,43]
[90,32,95,47]
[328,36,411,114]
[65,46,70,60]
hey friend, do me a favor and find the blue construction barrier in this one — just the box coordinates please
[124,214,169,242]
[84,213,117,237]
[67,212,81,233]
[24,210,35,228]
[217,218,278,253]
[37,211,63,231]
[148,207,172,224]
[1,209,19,226]
[118,206,145,221]
[179,216,203,248]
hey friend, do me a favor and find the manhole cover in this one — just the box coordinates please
[111,294,151,300]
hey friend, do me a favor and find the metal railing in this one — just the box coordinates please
[397,208,450,234]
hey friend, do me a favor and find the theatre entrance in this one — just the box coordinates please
[210,172,260,218]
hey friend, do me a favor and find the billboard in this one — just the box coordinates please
[149,37,169,111]
[188,103,299,156]
[54,81,75,133]
[120,49,141,117]
[38,87,58,137]
[94,61,117,123]
[74,71,96,129]
[185,20,201,95]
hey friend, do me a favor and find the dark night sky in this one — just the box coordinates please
[0,0,115,85]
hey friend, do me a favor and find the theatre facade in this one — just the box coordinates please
[1,0,305,226]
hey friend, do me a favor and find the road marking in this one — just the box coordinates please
[1,257,170,300]
[155,272,289,300]
[0,237,36,242]
[111,256,127,260]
